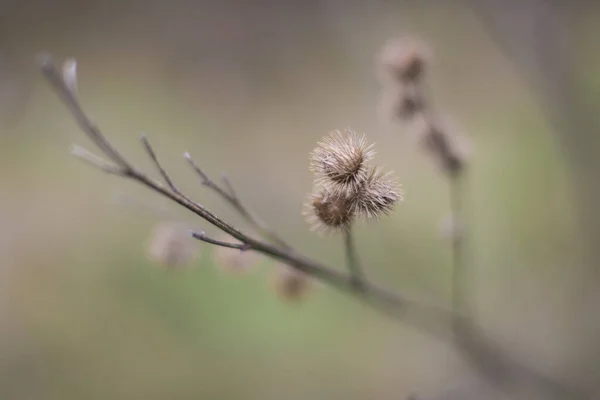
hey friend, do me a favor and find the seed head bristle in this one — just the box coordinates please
[309,129,375,190]
[354,166,402,219]
[304,184,356,234]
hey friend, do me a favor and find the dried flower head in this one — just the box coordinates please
[310,129,374,189]
[354,167,402,219]
[272,264,312,302]
[213,233,260,274]
[379,38,430,83]
[304,184,356,233]
[147,222,198,269]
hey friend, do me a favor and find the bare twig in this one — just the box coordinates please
[140,134,180,194]
[184,152,291,250]
[70,144,123,175]
[191,231,249,251]
[344,228,366,290]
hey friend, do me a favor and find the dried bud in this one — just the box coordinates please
[380,82,425,122]
[147,222,198,269]
[213,234,260,274]
[310,129,374,190]
[379,38,430,83]
[305,184,356,233]
[272,264,312,302]
[354,167,402,220]
[411,114,469,175]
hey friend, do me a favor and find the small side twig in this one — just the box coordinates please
[184,152,291,250]
[140,134,180,194]
[70,144,123,175]
[191,231,249,251]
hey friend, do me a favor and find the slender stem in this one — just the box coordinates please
[185,152,291,250]
[344,227,366,290]
[449,172,467,315]
[140,134,180,194]
[191,231,249,250]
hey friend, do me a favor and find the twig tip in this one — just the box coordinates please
[36,52,54,71]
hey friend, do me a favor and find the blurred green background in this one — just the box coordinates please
[0,1,598,399]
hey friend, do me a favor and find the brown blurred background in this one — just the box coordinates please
[0,1,599,399]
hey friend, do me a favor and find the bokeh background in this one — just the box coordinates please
[0,1,599,399]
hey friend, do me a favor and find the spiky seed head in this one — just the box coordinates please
[379,38,430,83]
[304,184,356,234]
[310,129,375,189]
[214,233,260,274]
[354,167,402,219]
[147,222,198,269]
[272,264,312,302]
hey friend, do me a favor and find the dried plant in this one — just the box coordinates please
[38,37,588,400]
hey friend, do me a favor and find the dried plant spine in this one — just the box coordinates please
[310,129,374,190]
[353,166,402,220]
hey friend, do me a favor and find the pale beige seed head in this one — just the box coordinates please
[310,129,375,189]
[147,222,198,269]
[272,264,312,302]
[379,38,430,83]
[304,184,356,234]
[213,233,260,274]
[354,166,402,220]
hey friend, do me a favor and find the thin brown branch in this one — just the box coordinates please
[191,231,249,251]
[184,152,291,250]
[70,144,123,175]
[39,53,131,170]
[140,134,180,194]
[344,227,366,290]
